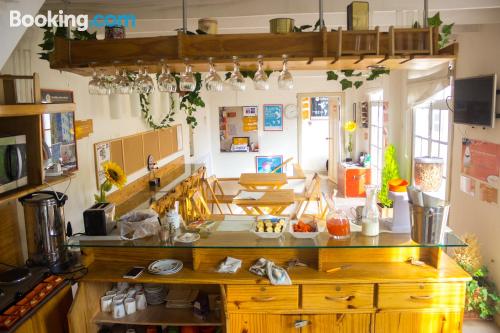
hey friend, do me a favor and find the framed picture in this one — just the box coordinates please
[255,155,284,174]
[41,89,74,104]
[310,96,329,120]
[243,106,258,117]
[263,104,283,131]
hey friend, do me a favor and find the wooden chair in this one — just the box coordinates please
[293,173,323,219]
[270,157,293,174]
[190,189,211,221]
[204,175,234,214]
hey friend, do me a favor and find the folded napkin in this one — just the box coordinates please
[234,191,265,200]
[249,258,292,285]
[217,256,242,273]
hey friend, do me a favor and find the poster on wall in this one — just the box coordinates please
[461,138,500,204]
[310,97,329,120]
[263,104,283,131]
[243,106,258,117]
[256,155,284,173]
[94,142,111,187]
[459,175,476,197]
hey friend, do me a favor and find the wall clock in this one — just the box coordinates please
[284,104,298,119]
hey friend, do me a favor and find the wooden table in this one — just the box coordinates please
[232,189,295,215]
[238,173,288,190]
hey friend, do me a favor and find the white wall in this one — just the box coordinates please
[1,27,212,257]
[448,24,500,290]
[207,73,352,177]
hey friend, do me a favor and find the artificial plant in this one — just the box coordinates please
[378,144,400,207]
[326,69,390,91]
[427,12,454,49]
[454,235,500,319]
[38,25,96,61]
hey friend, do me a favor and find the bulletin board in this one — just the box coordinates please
[94,125,182,188]
[219,106,259,152]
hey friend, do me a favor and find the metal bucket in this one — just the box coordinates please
[409,204,449,244]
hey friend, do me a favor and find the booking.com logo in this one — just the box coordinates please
[10,10,136,31]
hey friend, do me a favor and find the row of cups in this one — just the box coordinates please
[100,283,147,319]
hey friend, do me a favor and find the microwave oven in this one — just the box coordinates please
[0,135,28,194]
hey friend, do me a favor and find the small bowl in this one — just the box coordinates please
[388,179,409,192]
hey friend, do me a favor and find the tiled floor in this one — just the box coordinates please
[463,320,500,332]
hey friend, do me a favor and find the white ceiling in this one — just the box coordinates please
[41,0,500,20]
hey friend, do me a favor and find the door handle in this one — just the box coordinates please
[325,295,354,302]
[250,296,276,302]
[410,295,433,300]
[325,137,333,140]
[294,320,310,329]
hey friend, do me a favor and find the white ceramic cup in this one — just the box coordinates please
[112,295,126,304]
[105,290,117,297]
[124,297,136,315]
[117,282,129,291]
[135,292,147,310]
[126,289,137,298]
[100,295,114,313]
[112,300,126,319]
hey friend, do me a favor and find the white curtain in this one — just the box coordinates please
[407,64,450,107]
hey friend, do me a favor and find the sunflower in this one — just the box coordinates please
[344,121,357,132]
[103,161,127,188]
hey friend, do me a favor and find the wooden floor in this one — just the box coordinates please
[463,320,500,333]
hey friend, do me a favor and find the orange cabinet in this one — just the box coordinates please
[337,165,371,197]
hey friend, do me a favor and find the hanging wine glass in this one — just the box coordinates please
[278,54,294,90]
[180,60,196,92]
[253,55,269,90]
[88,65,101,95]
[229,56,246,91]
[205,57,223,92]
[96,69,111,95]
[111,63,132,94]
[135,60,154,94]
[157,60,177,93]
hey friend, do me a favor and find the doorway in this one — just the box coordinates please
[297,93,344,182]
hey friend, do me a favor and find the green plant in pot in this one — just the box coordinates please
[378,144,400,218]
[454,235,500,320]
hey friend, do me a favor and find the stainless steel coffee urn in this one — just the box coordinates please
[19,191,69,273]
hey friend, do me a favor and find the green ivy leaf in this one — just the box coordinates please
[441,23,454,35]
[354,81,363,89]
[313,18,325,31]
[326,71,338,80]
[339,79,352,90]
[427,12,443,27]
[224,72,231,80]
[195,29,207,35]
[341,70,362,77]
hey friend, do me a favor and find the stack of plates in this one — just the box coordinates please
[148,259,183,276]
[144,284,167,305]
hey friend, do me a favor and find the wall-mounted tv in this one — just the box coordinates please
[454,74,497,128]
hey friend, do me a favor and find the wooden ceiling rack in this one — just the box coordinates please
[50,26,457,76]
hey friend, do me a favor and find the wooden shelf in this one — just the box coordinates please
[92,306,222,326]
[0,103,76,117]
[0,172,76,205]
[50,27,457,75]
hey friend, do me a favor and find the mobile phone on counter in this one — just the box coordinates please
[123,266,145,279]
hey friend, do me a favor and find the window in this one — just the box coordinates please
[369,90,384,186]
[413,86,452,199]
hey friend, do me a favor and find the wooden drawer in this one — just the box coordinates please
[377,283,466,310]
[226,285,299,311]
[302,284,374,310]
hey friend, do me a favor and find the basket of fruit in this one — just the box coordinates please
[251,215,288,238]
[289,217,325,239]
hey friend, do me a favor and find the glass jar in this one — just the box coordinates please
[326,209,350,239]
[362,185,379,236]
[414,157,443,192]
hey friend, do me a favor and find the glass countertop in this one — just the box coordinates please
[67,220,466,249]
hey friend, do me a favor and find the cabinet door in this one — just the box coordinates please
[301,314,372,333]
[374,311,463,333]
[227,313,301,333]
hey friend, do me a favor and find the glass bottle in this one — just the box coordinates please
[362,185,380,236]
[326,209,350,239]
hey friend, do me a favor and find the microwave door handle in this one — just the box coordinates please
[15,146,23,179]
[5,145,20,180]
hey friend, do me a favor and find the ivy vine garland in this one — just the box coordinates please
[326,68,390,90]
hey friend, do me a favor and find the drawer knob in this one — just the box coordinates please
[325,295,354,302]
[410,295,433,300]
[251,296,276,302]
[294,320,310,329]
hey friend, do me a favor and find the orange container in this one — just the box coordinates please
[388,179,408,192]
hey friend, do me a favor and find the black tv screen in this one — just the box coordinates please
[454,74,497,128]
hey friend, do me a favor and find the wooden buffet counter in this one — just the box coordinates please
[67,220,470,333]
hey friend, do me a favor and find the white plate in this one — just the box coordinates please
[486,175,499,188]
[288,220,325,239]
[251,217,288,239]
[174,233,200,243]
[148,259,183,275]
